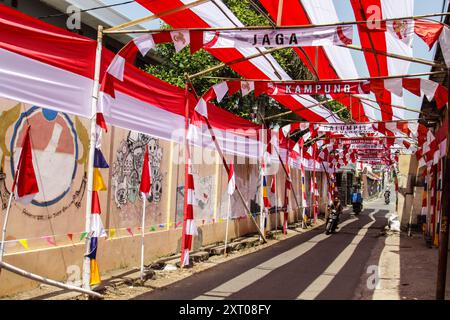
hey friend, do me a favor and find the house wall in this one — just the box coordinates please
[0,98,321,297]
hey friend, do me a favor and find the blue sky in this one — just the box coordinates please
[99,0,447,114]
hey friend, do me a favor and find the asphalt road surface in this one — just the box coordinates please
[134,197,392,300]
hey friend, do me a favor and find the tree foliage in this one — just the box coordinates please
[144,1,345,127]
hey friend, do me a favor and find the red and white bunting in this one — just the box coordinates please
[195,77,447,115]
[265,81,370,95]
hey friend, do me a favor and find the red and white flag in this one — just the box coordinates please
[12,126,39,205]
[139,145,151,196]
[227,164,235,195]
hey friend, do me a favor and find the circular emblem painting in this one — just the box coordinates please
[10,107,78,207]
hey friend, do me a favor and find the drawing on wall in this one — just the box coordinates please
[218,172,261,220]
[112,132,164,208]
[175,173,215,225]
[0,101,89,220]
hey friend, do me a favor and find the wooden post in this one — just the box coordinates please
[140,193,146,282]
[224,194,231,257]
[276,0,284,26]
[0,193,13,262]
[436,68,450,300]
[82,25,103,291]
[0,261,102,299]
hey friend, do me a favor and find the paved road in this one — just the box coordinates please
[134,197,392,300]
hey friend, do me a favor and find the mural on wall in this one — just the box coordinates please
[112,132,164,207]
[218,171,261,220]
[111,132,165,226]
[174,172,215,226]
[0,101,89,220]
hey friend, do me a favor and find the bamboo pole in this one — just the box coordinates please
[259,122,265,241]
[224,194,231,257]
[185,76,267,242]
[257,113,302,222]
[274,145,302,221]
[355,95,424,114]
[0,261,102,299]
[202,70,447,83]
[276,0,284,26]
[0,193,13,262]
[189,47,284,80]
[104,12,450,34]
[140,193,146,282]
[341,44,445,68]
[264,97,341,121]
[104,0,211,32]
[180,84,191,268]
[296,46,320,80]
[82,25,104,291]
[436,67,450,300]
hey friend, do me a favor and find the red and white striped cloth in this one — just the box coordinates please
[227,163,235,195]
[181,157,197,267]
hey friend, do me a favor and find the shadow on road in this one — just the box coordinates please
[132,204,390,300]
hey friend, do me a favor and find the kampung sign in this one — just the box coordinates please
[264,81,370,95]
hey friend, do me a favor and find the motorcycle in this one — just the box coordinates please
[384,191,390,204]
[325,208,339,235]
[352,202,363,215]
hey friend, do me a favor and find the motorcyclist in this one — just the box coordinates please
[351,186,362,205]
[351,185,363,213]
[384,187,391,203]
[328,196,343,227]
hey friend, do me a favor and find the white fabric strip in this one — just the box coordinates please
[185,219,198,236]
[0,48,93,118]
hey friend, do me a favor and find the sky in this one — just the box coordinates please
[97,0,448,116]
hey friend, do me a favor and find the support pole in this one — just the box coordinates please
[436,68,450,300]
[0,192,13,262]
[184,77,267,243]
[203,118,267,243]
[104,12,450,34]
[273,146,302,223]
[140,193,146,282]
[276,0,284,26]
[180,84,191,268]
[82,25,103,291]
[275,175,278,237]
[0,261,102,299]
[224,194,231,257]
[259,124,265,241]
[189,47,284,80]
[104,0,210,32]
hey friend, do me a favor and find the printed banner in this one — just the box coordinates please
[350,143,384,150]
[318,124,375,134]
[203,25,353,49]
[338,138,382,145]
[262,81,369,95]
